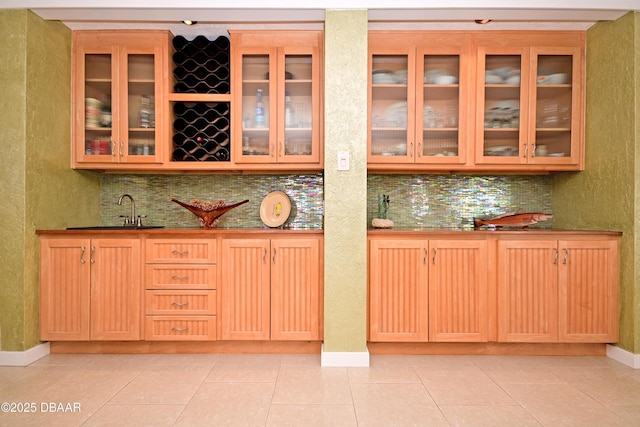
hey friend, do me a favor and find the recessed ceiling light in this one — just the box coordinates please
[475,19,492,25]
[182,20,198,25]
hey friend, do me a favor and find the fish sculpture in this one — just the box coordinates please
[473,211,552,229]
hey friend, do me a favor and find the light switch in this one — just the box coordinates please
[337,151,350,171]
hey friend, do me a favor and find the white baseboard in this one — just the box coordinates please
[321,343,370,367]
[0,342,50,366]
[606,344,640,369]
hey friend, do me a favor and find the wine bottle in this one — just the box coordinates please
[285,91,293,128]
[255,89,265,128]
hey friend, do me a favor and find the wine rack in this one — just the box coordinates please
[172,102,230,161]
[172,35,230,94]
[171,35,232,163]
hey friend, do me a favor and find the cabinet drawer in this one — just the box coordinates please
[145,290,216,315]
[145,265,216,289]
[144,316,216,341]
[146,239,217,263]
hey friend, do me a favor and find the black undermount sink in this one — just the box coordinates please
[66,225,165,230]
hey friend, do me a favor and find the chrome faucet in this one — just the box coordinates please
[117,194,136,226]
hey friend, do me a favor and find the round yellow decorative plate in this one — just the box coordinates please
[260,191,291,227]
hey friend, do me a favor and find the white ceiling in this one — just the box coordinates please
[3,1,639,32]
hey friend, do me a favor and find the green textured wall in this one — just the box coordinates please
[0,10,100,352]
[323,10,369,352]
[553,12,639,353]
[0,10,28,352]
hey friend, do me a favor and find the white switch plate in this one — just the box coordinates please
[337,151,350,170]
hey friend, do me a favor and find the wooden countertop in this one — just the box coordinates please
[367,228,622,236]
[37,227,324,236]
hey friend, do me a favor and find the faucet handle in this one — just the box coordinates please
[120,215,131,225]
[136,215,147,227]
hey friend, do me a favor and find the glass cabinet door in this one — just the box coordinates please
[83,52,115,160]
[478,51,525,163]
[418,53,462,162]
[281,52,315,160]
[369,53,411,161]
[239,51,273,162]
[531,51,577,162]
[126,53,157,158]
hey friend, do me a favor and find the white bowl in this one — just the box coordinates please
[393,70,408,84]
[505,75,520,85]
[423,69,445,83]
[485,74,503,84]
[432,75,458,85]
[547,73,569,84]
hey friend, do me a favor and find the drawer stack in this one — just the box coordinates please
[144,238,217,340]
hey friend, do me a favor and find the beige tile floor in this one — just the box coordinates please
[1,353,639,426]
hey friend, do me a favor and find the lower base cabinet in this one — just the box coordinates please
[39,236,142,341]
[369,238,488,342]
[369,233,620,344]
[497,237,619,343]
[220,236,321,341]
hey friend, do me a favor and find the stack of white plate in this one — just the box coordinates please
[372,70,395,84]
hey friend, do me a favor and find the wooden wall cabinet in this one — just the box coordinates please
[368,32,472,169]
[39,236,141,341]
[475,32,584,170]
[369,237,489,342]
[497,237,619,343]
[144,238,217,340]
[220,236,321,341]
[368,31,585,173]
[72,30,171,169]
[230,31,323,170]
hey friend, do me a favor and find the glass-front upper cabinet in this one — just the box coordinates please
[72,31,169,168]
[368,32,470,169]
[369,51,412,161]
[476,41,583,168]
[417,50,468,164]
[530,48,582,166]
[231,31,323,168]
[476,49,527,164]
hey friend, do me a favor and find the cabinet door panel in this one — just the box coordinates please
[369,239,429,342]
[475,48,528,165]
[39,238,91,341]
[429,240,489,342]
[529,47,583,166]
[270,238,320,340]
[369,50,414,163]
[89,239,141,340]
[220,239,271,340]
[558,239,619,342]
[278,45,322,164]
[497,240,558,342]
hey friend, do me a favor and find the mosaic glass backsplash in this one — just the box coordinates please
[367,174,553,229]
[100,173,552,230]
[100,174,324,229]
